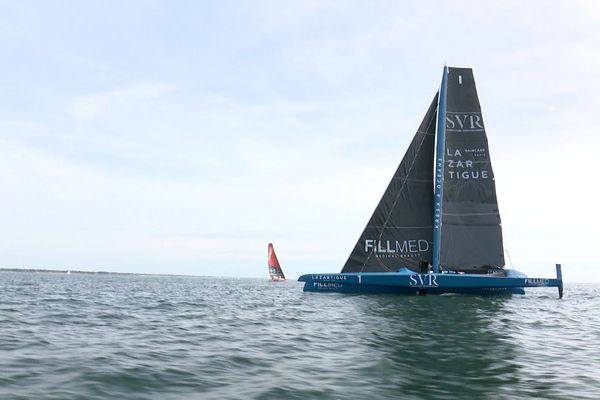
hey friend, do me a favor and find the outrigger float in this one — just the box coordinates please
[299,67,563,297]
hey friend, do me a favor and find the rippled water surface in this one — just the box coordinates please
[1,272,598,399]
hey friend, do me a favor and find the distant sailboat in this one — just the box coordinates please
[268,243,287,281]
[298,66,563,297]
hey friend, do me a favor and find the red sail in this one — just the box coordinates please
[268,243,287,281]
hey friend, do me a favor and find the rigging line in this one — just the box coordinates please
[505,249,514,269]
[361,100,438,272]
[375,256,392,271]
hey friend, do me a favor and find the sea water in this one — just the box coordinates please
[1,271,598,399]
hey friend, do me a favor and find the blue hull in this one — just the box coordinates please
[298,265,564,298]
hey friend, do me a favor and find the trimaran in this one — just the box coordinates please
[298,66,563,297]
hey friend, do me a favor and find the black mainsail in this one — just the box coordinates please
[341,94,438,273]
[436,67,504,270]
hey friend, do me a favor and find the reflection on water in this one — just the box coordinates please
[346,295,520,399]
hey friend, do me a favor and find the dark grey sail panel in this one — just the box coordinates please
[341,94,438,273]
[440,67,504,270]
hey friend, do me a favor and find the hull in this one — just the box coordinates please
[298,265,563,297]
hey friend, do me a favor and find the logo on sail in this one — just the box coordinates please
[365,239,429,256]
[445,148,490,181]
[446,112,484,131]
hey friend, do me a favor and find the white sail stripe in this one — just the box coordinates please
[446,111,482,114]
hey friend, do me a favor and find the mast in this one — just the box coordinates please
[432,66,448,273]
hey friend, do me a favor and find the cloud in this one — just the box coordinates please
[66,82,177,120]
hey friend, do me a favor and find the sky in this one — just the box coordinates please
[1,1,599,282]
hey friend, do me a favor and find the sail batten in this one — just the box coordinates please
[443,213,500,217]
[367,226,433,229]
[393,178,434,183]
